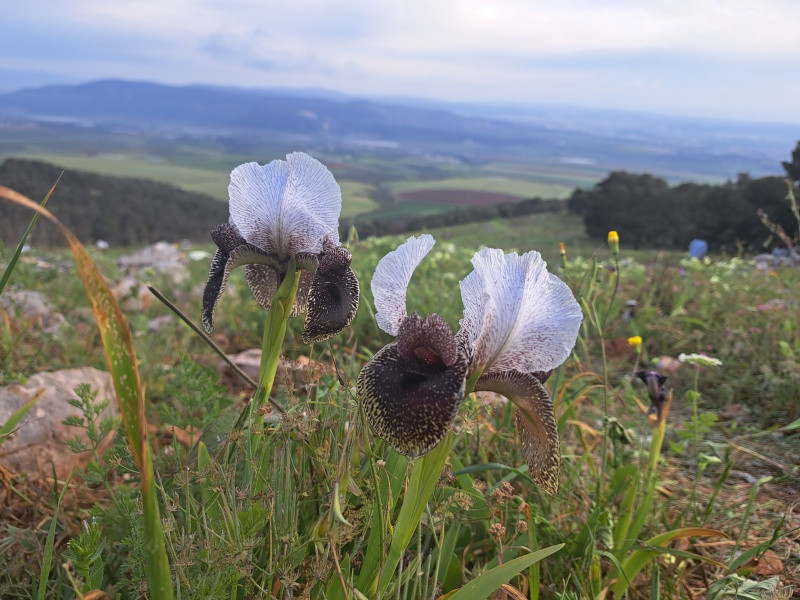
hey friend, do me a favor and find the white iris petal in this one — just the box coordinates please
[371,234,436,336]
[228,152,341,258]
[459,248,582,376]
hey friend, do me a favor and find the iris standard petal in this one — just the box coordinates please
[475,370,560,495]
[302,245,359,343]
[458,248,582,376]
[358,313,468,458]
[228,152,341,258]
[371,234,436,336]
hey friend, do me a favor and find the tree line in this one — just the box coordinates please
[340,197,566,239]
[567,142,800,251]
[0,159,227,248]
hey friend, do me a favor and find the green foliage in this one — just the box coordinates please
[0,389,43,446]
[64,518,106,594]
[2,183,798,598]
[0,158,227,247]
[63,383,122,485]
[342,196,566,240]
[783,140,800,184]
[159,356,233,431]
[569,169,800,250]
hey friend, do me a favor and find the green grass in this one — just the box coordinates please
[1,206,799,598]
[15,152,232,199]
[385,176,574,199]
[339,181,380,217]
[356,200,455,222]
[421,212,598,265]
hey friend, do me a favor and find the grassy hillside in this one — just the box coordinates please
[1,206,797,597]
[0,158,227,246]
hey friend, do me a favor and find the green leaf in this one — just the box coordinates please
[0,178,58,297]
[612,528,726,597]
[779,417,800,432]
[442,544,563,600]
[37,470,74,600]
[356,448,408,593]
[0,389,44,444]
[378,431,454,596]
[325,555,351,600]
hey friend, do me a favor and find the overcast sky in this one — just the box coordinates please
[2,0,799,123]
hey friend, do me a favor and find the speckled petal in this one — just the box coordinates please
[202,248,228,333]
[475,370,560,495]
[302,245,359,343]
[291,268,317,318]
[245,264,279,311]
[459,248,582,376]
[358,313,468,458]
[245,264,316,318]
[201,242,285,333]
[211,221,247,253]
[371,234,435,336]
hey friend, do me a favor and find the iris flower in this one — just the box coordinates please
[358,235,582,494]
[202,152,359,343]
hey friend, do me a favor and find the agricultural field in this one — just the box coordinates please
[0,194,798,598]
[4,147,599,226]
[386,175,575,201]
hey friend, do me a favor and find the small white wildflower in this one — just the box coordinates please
[189,250,211,261]
[678,353,723,367]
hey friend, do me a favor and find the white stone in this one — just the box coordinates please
[0,367,119,479]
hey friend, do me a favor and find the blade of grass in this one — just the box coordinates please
[0,185,174,599]
[37,469,74,600]
[0,389,45,443]
[0,176,60,296]
[356,447,408,593]
[377,432,454,596]
[611,528,726,597]
[441,544,563,600]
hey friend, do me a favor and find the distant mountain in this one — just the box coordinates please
[0,79,539,146]
[0,158,227,247]
[1,79,798,180]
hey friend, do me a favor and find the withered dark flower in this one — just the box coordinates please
[358,235,583,494]
[202,152,359,342]
[635,370,669,421]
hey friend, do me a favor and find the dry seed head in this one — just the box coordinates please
[489,523,506,540]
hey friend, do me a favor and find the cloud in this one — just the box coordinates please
[2,0,800,122]
[198,28,338,75]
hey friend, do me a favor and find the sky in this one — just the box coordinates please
[2,0,799,123]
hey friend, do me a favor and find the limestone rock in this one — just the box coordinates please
[220,349,332,394]
[117,241,189,284]
[0,289,67,333]
[110,276,152,312]
[0,367,118,479]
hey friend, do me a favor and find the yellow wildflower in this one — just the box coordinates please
[607,231,620,256]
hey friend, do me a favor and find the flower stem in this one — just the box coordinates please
[254,259,301,415]
[690,367,701,523]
